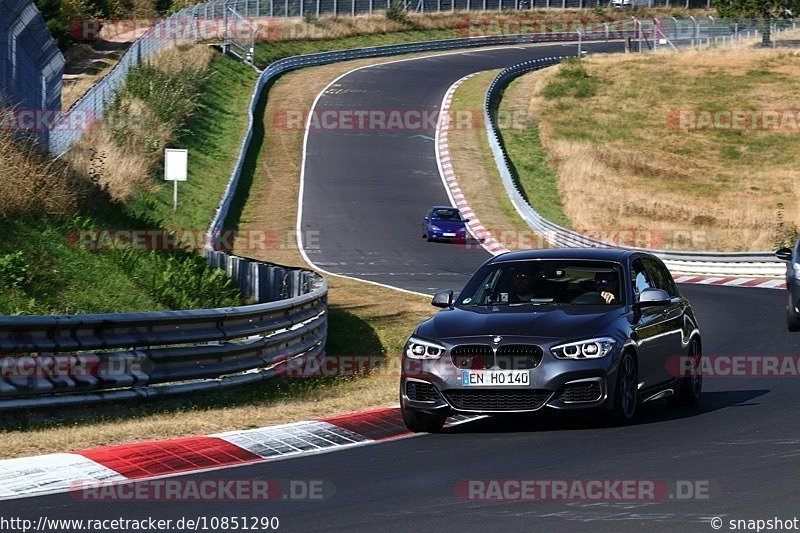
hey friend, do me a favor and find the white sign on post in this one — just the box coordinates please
[164,148,188,211]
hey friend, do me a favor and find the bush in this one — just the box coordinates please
[385,0,409,24]
[117,250,245,309]
[541,58,599,100]
[0,252,29,290]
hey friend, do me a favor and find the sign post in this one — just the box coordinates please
[164,149,188,211]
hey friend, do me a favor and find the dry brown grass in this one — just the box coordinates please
[232,57,435,350]
[0,129,86,220]
[64,45,215,201]
[1,373,401,458]
[0,53,443,458]
[518,45,800,251]
[447,71,539,250]
[254,8,711,42]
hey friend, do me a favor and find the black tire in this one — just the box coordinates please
[668,337,702,406]
[609,352,638,425]
[788,306,800,332]
[401,405,447,433]
[426,235,435,242]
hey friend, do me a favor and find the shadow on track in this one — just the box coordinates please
[441,389,769,434]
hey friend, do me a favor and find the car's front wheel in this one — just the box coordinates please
[401,405,447,433]
[609,352,638,425]
[787,306,800,332]
[668,337,702,406]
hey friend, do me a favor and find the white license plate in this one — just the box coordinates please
[443,232,456,237]
[461,370,530,387]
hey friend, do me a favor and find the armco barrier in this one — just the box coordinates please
[483,58,785,277]
[0,252,326,411]
[205,30,630,246]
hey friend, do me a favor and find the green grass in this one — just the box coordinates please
[541,58,599,100]
[0,52,258,315]
[253,29,459,68]
[496,77,571,228]
[126,54,260,232]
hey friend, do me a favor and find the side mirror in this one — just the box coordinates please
[637,288,670,307]
[431,289,454,309]
[776,247,793,261]
[423,216,429,221]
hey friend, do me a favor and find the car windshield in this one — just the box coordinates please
[457,260,626,306]
[430,209,462,221]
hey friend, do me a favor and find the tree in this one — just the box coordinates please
[713,0,800,45]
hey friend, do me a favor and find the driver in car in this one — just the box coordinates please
[593,271,619,304]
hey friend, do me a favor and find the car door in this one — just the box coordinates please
[630,257,670,389]
[643,257,686,385]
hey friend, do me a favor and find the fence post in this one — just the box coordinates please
[351,0,355,16]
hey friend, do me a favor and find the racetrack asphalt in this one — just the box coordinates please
[299,41,621,295]
[6,42,799,532]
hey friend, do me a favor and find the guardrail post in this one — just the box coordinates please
[689,15,698,38]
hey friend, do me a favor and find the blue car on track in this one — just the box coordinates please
[422,206,468,242]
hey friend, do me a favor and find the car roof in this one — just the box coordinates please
[490,247,637,263]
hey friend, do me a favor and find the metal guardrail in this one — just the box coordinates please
[483,58,786,277]
[44,0,720,157]
[205,30,634,246]
[0,252,327,411]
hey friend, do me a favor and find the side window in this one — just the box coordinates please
[631,259,653,300]
[644,258,678,297]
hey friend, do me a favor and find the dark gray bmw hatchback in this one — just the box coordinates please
[400,249,703,432]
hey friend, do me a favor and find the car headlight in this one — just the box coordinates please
[405,336,445,359]
[430,225,442,232]
[551,337,616,360]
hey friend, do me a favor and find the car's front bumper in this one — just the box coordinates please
[429,230,468,241]
[401,350,619,415]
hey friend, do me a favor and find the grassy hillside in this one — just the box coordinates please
[0,47,258,314]
[503,47,800,251]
